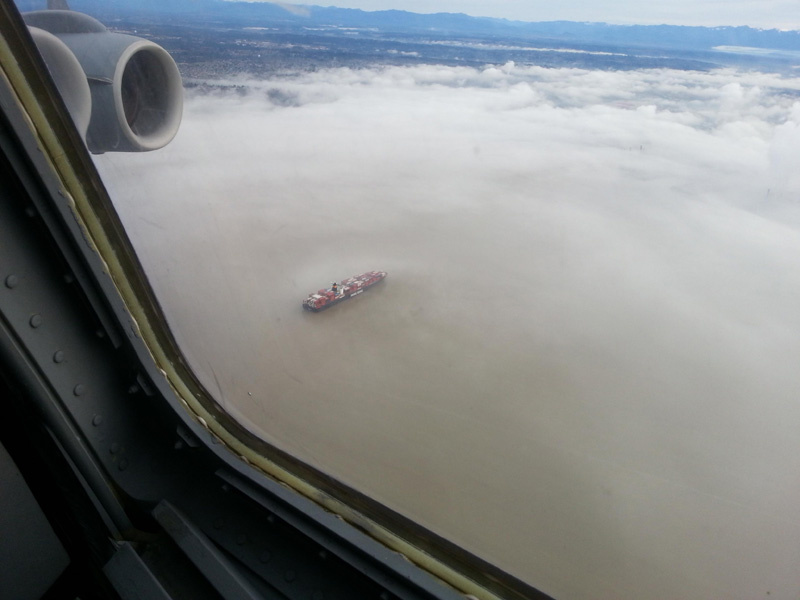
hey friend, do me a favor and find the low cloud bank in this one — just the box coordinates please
[97,63,800,600]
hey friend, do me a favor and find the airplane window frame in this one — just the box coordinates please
[0,2,541,598]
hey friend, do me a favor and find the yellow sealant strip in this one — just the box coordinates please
[0,31,502,600]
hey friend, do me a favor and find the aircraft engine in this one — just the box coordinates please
[24,10,183,153]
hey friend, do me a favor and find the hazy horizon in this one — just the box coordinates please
[225,0,800,30]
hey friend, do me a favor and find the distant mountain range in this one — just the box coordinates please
[17,0,800,52]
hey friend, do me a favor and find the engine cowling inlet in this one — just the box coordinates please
[24,10,183,153]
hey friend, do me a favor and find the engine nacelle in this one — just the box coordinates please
[24,10,183,153]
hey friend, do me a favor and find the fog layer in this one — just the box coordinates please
[96,64,800,600]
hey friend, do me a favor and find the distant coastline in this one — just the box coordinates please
[16,0,800,53]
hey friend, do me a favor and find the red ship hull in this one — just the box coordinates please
[302,271,387,312]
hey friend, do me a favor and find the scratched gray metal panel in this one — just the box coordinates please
[0,441,69,600]
[153,501,277,600]
[104,542,174,600]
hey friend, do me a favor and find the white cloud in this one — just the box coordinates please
[96,64,800,600]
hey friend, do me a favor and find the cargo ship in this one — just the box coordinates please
[302,271,387,312]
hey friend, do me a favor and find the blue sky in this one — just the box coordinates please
[266,1,800,29]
